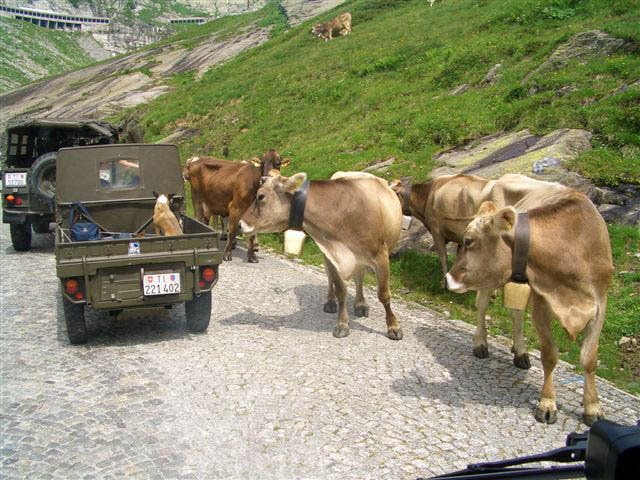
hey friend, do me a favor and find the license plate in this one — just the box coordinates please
[4,172,27,187]
[143,273,181,296]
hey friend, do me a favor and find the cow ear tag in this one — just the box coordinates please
[503,282,531,311]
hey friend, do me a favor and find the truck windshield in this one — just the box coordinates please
[98,158,140,189]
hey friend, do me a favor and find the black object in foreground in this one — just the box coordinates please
[419,420,639,480]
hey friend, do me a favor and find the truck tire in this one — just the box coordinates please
[30,152,57,204]
[62,295,87,344]
[185,291,211,333]
[10,221,31,251]
[32,218,50,234]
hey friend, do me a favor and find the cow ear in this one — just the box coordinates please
[281,158,291,168]
[153,191,159,198]
[477,201,497,217]
[251,157,261,168]
[389,179,402,191]
[284,173,307,193]
[491,206,517,233]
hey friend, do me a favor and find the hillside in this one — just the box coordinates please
[133,0,639,188]
[0,17,111,93]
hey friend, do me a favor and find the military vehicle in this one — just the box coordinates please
[1,117,120,251]
[54,143,221,344]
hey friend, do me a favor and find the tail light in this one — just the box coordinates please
[199,266,216,288]
[63,278,85,301]
[5,195,23,206]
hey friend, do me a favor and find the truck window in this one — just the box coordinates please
[98,158,140,189]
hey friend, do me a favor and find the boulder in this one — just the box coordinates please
[525,30,632,82]
[448,84,470,96]
[480,64,503,87]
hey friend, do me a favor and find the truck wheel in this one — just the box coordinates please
[30,152,57,204]
[10,221,31,251]
[62,295,87,344]
[185,291,211,333]
[32,219,51,234]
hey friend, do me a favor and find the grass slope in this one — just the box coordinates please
[118,0,639,392]
[0,18,99,93]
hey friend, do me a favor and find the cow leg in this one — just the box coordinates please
[433,232,449,289]
[322,255,337,314]
[511,309,531,369]
[247,234,258,263]
[581,299,606,425]
[531,294,558,424]
[472,290,491,359]
[353,267,369,318]
[224,205,240,261]
[324,258,349,338]
[375,249,402,340]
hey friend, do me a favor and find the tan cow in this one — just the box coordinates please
[152,192,183,236]
[183,150,289,263]
[445,189,613,425]
[312,12,352,41]
[389,174,567,369]
[240,172,403,340]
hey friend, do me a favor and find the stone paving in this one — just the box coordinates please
[1,225,639,479]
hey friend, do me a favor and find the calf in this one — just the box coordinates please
[183,150,288,262]
[446,189,613,425]
[240,172,403,340]
[312,12,352,41]
[152,192,183,236]
[389,174,567,368]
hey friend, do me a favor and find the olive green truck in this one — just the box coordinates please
[55,144,222,344]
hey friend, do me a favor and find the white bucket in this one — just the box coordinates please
[284,230,306,256]
[402,215,412,230]
[503,281,531,311]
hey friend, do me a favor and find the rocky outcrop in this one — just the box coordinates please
[430,128,593,179]
[525,30,634,82]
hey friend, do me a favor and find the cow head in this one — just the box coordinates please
[240,173,307,234]
[250,150,291,177]
[311,24,326,38]
[182,156,200,182]
[389,179,412,216]
[445,201,517,293]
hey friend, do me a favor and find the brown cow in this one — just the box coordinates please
[389,174,567,369]
[183,150,288,263]
[445,188,613,425]
[152,192,183,236]
[239,172,403,340]
[312,12,352,41]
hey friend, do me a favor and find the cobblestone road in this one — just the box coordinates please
[1,225,639,479]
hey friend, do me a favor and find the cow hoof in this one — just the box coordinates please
[223,252,232,261]
[534,406,558,424]
[247,256,259,264]
[323,300,337,314]
[513,353,531,370]
[582,412,603,426]
[439,278,446,290]
[387,326,403,340]
[333,325,350,338]
[354,305,369,318]
[473,345,489,359]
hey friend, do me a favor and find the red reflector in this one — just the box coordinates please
[202,267,215,283]
[6,195,15,203]
[199,280,205,287]
[15,197,22,206]
[65,279,79,295]
[75,292,84,300]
